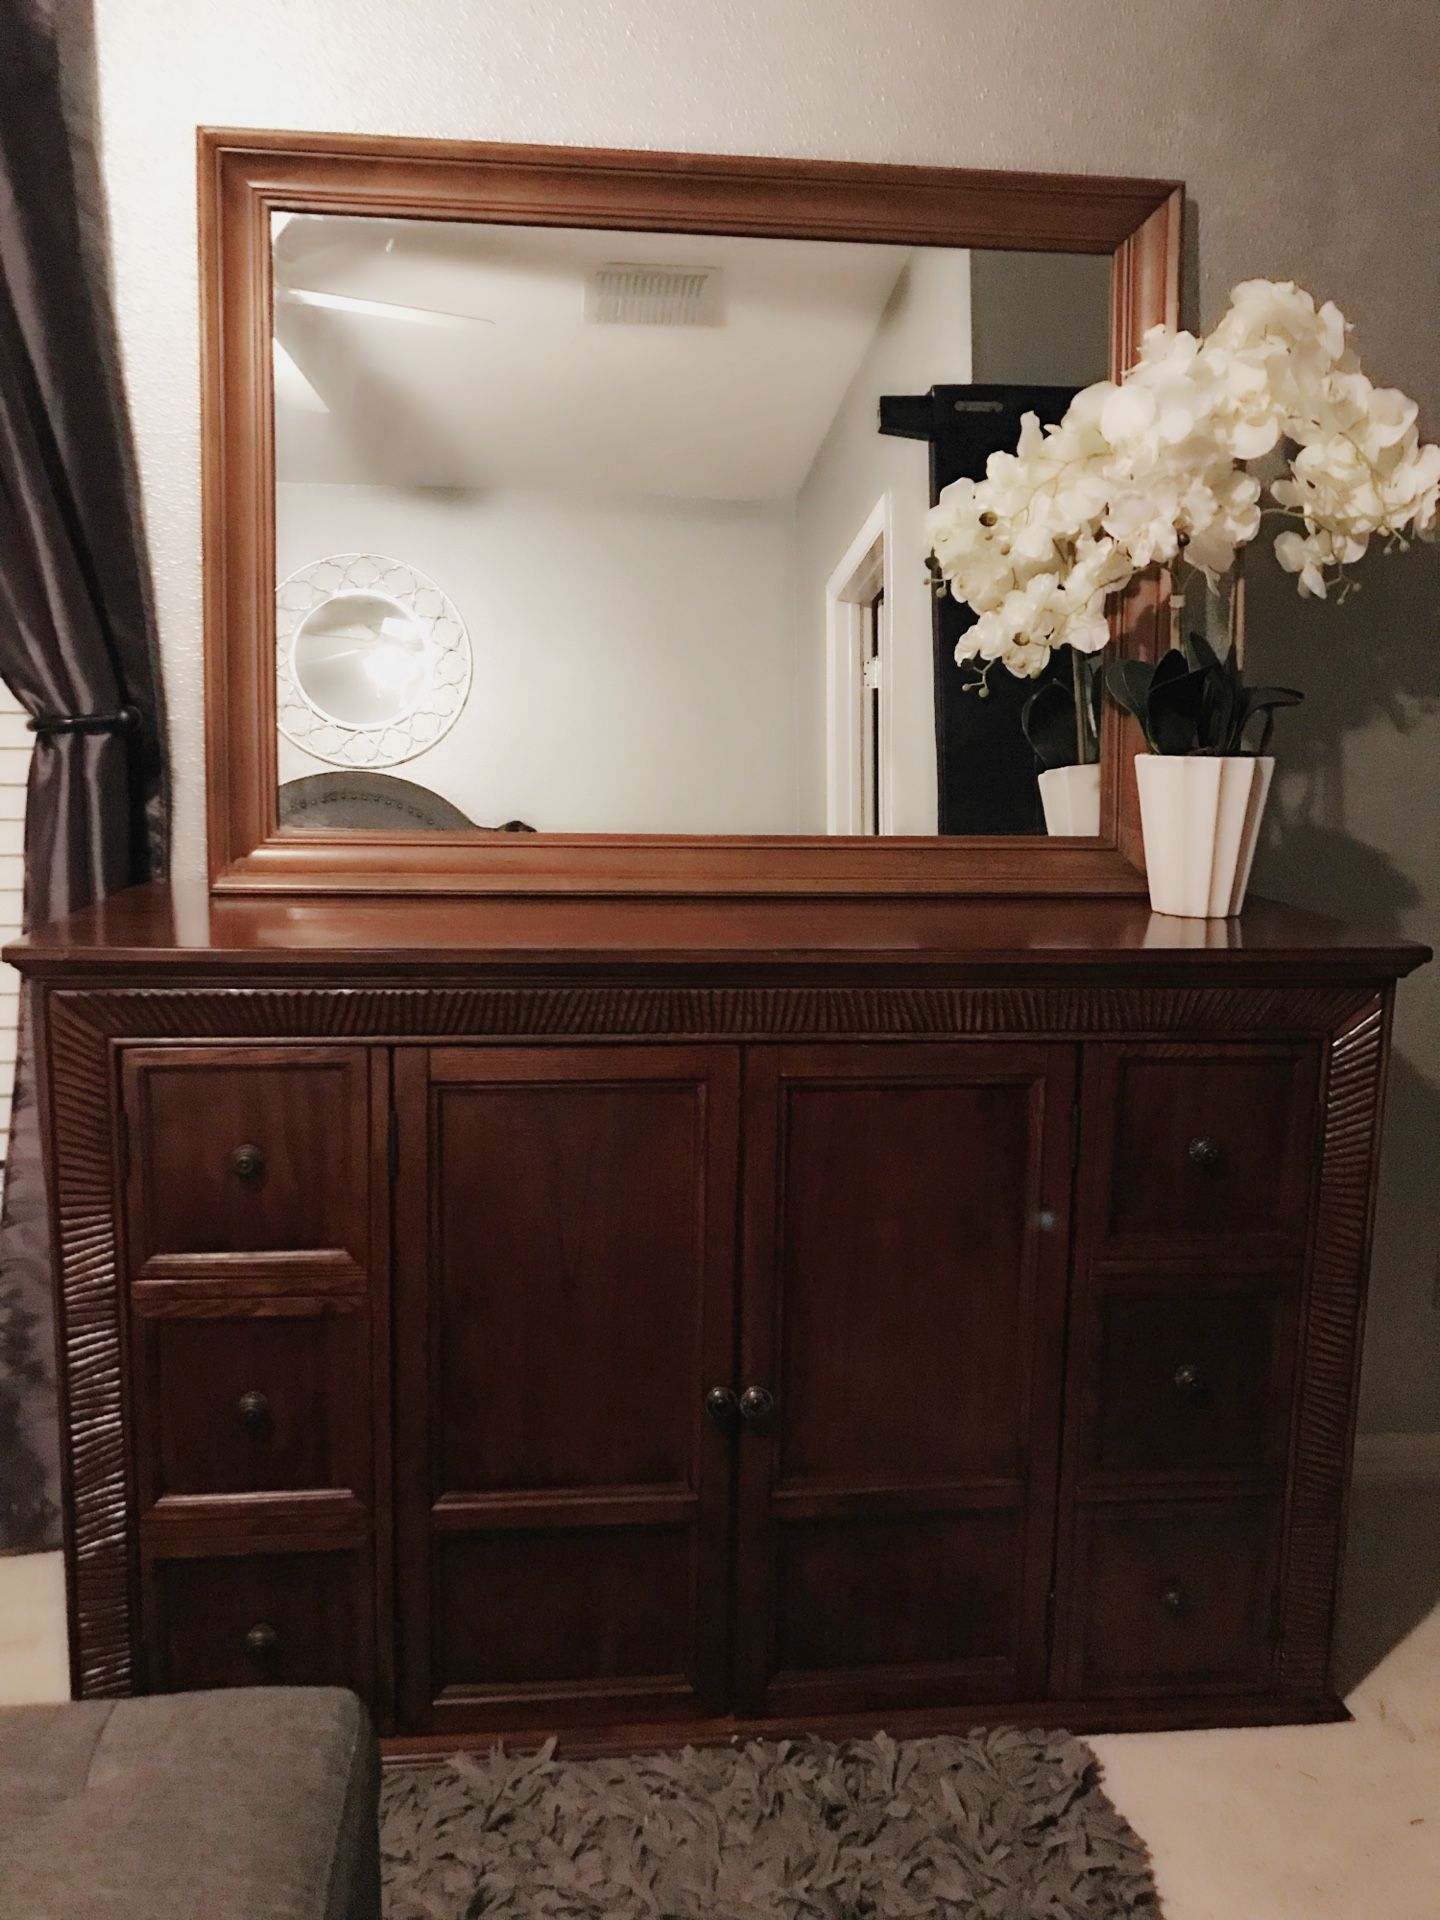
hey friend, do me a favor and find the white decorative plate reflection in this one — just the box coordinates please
[276,553,472,769]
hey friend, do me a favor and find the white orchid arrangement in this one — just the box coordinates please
[925,279,1440,695]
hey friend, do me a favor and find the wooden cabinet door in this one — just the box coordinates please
[735,1043,1075,1717]
[393,1045,740,1734]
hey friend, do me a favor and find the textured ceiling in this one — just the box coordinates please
[273,215,913,497]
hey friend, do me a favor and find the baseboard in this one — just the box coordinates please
[1352,1431,1440,1487]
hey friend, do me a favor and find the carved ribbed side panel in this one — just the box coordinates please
[1279,998,1387,1695]
[56,982,1372,1043]
[46,998,132,1696]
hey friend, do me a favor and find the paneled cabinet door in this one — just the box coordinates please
[393,1045,740,1734]
[734,1043,1076,1717]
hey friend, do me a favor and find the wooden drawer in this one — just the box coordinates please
[1088,1046,1318,1259]
[121,1047,373,1287]
[1065,1500,1280,1696]
[135,1304,370,1509]
[1078,1278,1295,1485]
[145,1547,372,1696]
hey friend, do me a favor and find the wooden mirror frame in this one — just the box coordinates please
[200,129,1182,895]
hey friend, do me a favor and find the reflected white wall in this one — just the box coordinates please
[276,483,799,832]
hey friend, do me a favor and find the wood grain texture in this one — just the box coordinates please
[120,1046,371,1287]
[1277,996,1390,1698]
[393,1045,740,1733]
[196,130,1182,898]
[734,1043,1076,1718]
[8,884,1428,981]
[45,995,134,1697]
[29,897,1424,1735]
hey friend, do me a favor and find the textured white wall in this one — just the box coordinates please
[88,0,1440,1431]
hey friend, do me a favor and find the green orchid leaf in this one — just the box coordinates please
[1146,664,1208,755]
[1241,685,1305,754]
[1244,685,1306,711]
[1185,628,1225,675]
[1105,659,1154,722]
[1150,648,1192,692]
[1200,665,1241,756]
[1021,678,1080,770]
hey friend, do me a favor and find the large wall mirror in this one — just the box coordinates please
[201,132,1181,893]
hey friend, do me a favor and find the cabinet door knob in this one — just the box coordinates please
[245,1622,279,1657]
[704,1385,739,1429]
[1187,1136,1223,1172]
[1172,1363,1207,1400]
[1158,1584,1187,1618]
[738,1385,775,1423]
[229,1142,266,1181]
[235,1389,271,1434]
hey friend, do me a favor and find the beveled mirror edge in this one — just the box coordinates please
[199,128,1183,896]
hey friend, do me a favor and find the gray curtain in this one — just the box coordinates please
[0,0,168,1552]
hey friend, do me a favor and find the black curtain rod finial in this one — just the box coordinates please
[27,705,142,737]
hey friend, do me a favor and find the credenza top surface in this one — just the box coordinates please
[5,881,1428,983]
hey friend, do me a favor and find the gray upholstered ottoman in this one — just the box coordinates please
[0,1688,380,1920]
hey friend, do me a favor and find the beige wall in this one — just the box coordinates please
[86,0,1440,1432]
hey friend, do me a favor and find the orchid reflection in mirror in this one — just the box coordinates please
[1020,650,1102,836]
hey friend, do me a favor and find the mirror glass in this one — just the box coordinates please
[272,214,1110,837]
[293,594,433,727]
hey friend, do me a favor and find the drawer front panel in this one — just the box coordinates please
[122,1047,371,1283]
[1082,1281,1294,1483]
[1068,1500,1280,1695]
[138,1307,369,1506]
[146,1549,372,1695]
[1091,1047,1317,1258]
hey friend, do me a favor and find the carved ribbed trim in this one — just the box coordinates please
[1278,998,1387,1694]
[47,997,132,1695]
[53,982,1374,1042]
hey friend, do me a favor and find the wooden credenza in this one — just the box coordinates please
[11,884,1426,1745]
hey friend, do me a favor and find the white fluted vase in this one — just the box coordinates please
[1037,763,1101,837]
[1135,754,1274,918]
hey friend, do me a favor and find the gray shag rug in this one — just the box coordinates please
[380,1729,1160,1918]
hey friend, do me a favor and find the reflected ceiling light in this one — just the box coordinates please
[279,288,495,328]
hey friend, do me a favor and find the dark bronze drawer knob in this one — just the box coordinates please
[1187,1136,1223,1172]
[704,1385,739,1429]
[1172,1363,1207,1400]
[245,1622,279,1658]
[738,1385,775,1423]
[229,1142,266,1181]
[235,1389,271,1434]
[1158,1584,1187,1618]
